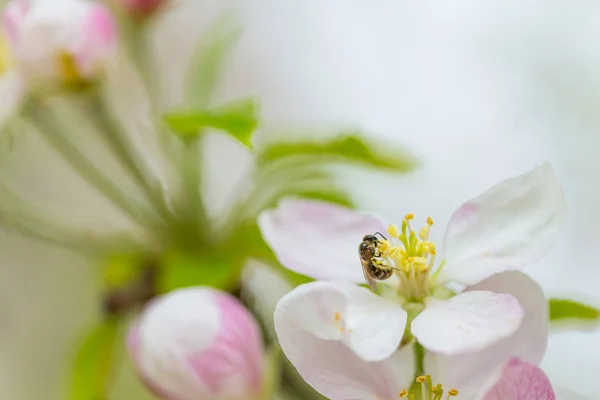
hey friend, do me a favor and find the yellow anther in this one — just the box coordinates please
[449,389,459,396]
[428,242,437,255]
[404,213,415,221]
[334,312,341,322]
[416,376,426,383]
[427,216,434,226]
[398,389,408,397]
[387,224,400,238]
[419,226,430,240]
[339,327,345,332]
[409,257,428,265]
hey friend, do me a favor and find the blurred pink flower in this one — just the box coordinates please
[2,0,116,83]
[128,287,266,400]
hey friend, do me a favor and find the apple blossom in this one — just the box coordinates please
[127,287,266,400]
[258,163,566,396]
[0,0,116,89]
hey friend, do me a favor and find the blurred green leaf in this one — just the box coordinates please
[165,99,259,147]
[69,318,120,400]
[256,133,419,171]
[158,250,240,293]
[549,298,600,321]
[186,16,241,108]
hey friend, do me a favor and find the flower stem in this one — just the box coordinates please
[83,91,173,221]
[24,98,162,229]
[0,181,144,253]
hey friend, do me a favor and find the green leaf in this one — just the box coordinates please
[255,133,419,172]
[158,250,240,293]
[68,318,120,400]
[549,298,600,321]
[164,99,259,147]
[186,16,241,108]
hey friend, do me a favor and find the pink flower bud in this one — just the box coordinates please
[120,0,166,19]
[128,287,266,400]
[2,0,117,84]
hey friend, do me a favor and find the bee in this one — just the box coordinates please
[359,233,397,293]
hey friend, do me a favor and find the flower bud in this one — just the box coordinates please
[120,0,166,19]
[2,0,116,86]
[128,287,266,400]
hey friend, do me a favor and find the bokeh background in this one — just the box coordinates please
[1,0,600,399]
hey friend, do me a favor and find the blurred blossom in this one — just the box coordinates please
[128,287,266,400]
[1,0,116,86]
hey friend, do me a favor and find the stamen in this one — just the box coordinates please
[399,376,458,400]
[334,312,341,322]
[380,214,439,301]
[388,224,400,239]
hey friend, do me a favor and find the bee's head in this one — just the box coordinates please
[362,234,378,242]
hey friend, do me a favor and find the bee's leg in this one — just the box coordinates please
[373,232,388,241]
[371,257,401,272]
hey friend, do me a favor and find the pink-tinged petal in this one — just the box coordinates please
[75,3,116,78]
[440,162,566,286]
[424,271,549,399]
[258,198,386,282]
[483,357,555,400]
[275,283,413,399]
[128,287,265,400]
[276,280,407,362]
[2,0,29,45]
[412,290,524,355]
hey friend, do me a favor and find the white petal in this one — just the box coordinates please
[412,290,524,355]
[275,281,407,362]
[258,198,386,282]
[440,162,566,286]
[275,282,413,399]
[424,271,549,399]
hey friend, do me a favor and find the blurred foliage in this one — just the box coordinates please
[69,318,121,400]
[164,98,258,146]
[549,298,600,321]
[256,133,419,172]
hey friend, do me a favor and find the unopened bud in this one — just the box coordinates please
[120,0,167,19]
[128,287,265,400]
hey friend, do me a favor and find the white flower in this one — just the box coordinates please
[128,287,266,400]
[257,162,566,398]
[0,0,117,126]
[3,0,116,83]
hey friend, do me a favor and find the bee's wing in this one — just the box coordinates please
[361,264,378,293]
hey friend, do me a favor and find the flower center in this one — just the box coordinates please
[379,214,438,301]
[57,51,89,90]
[399,375,459,400]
